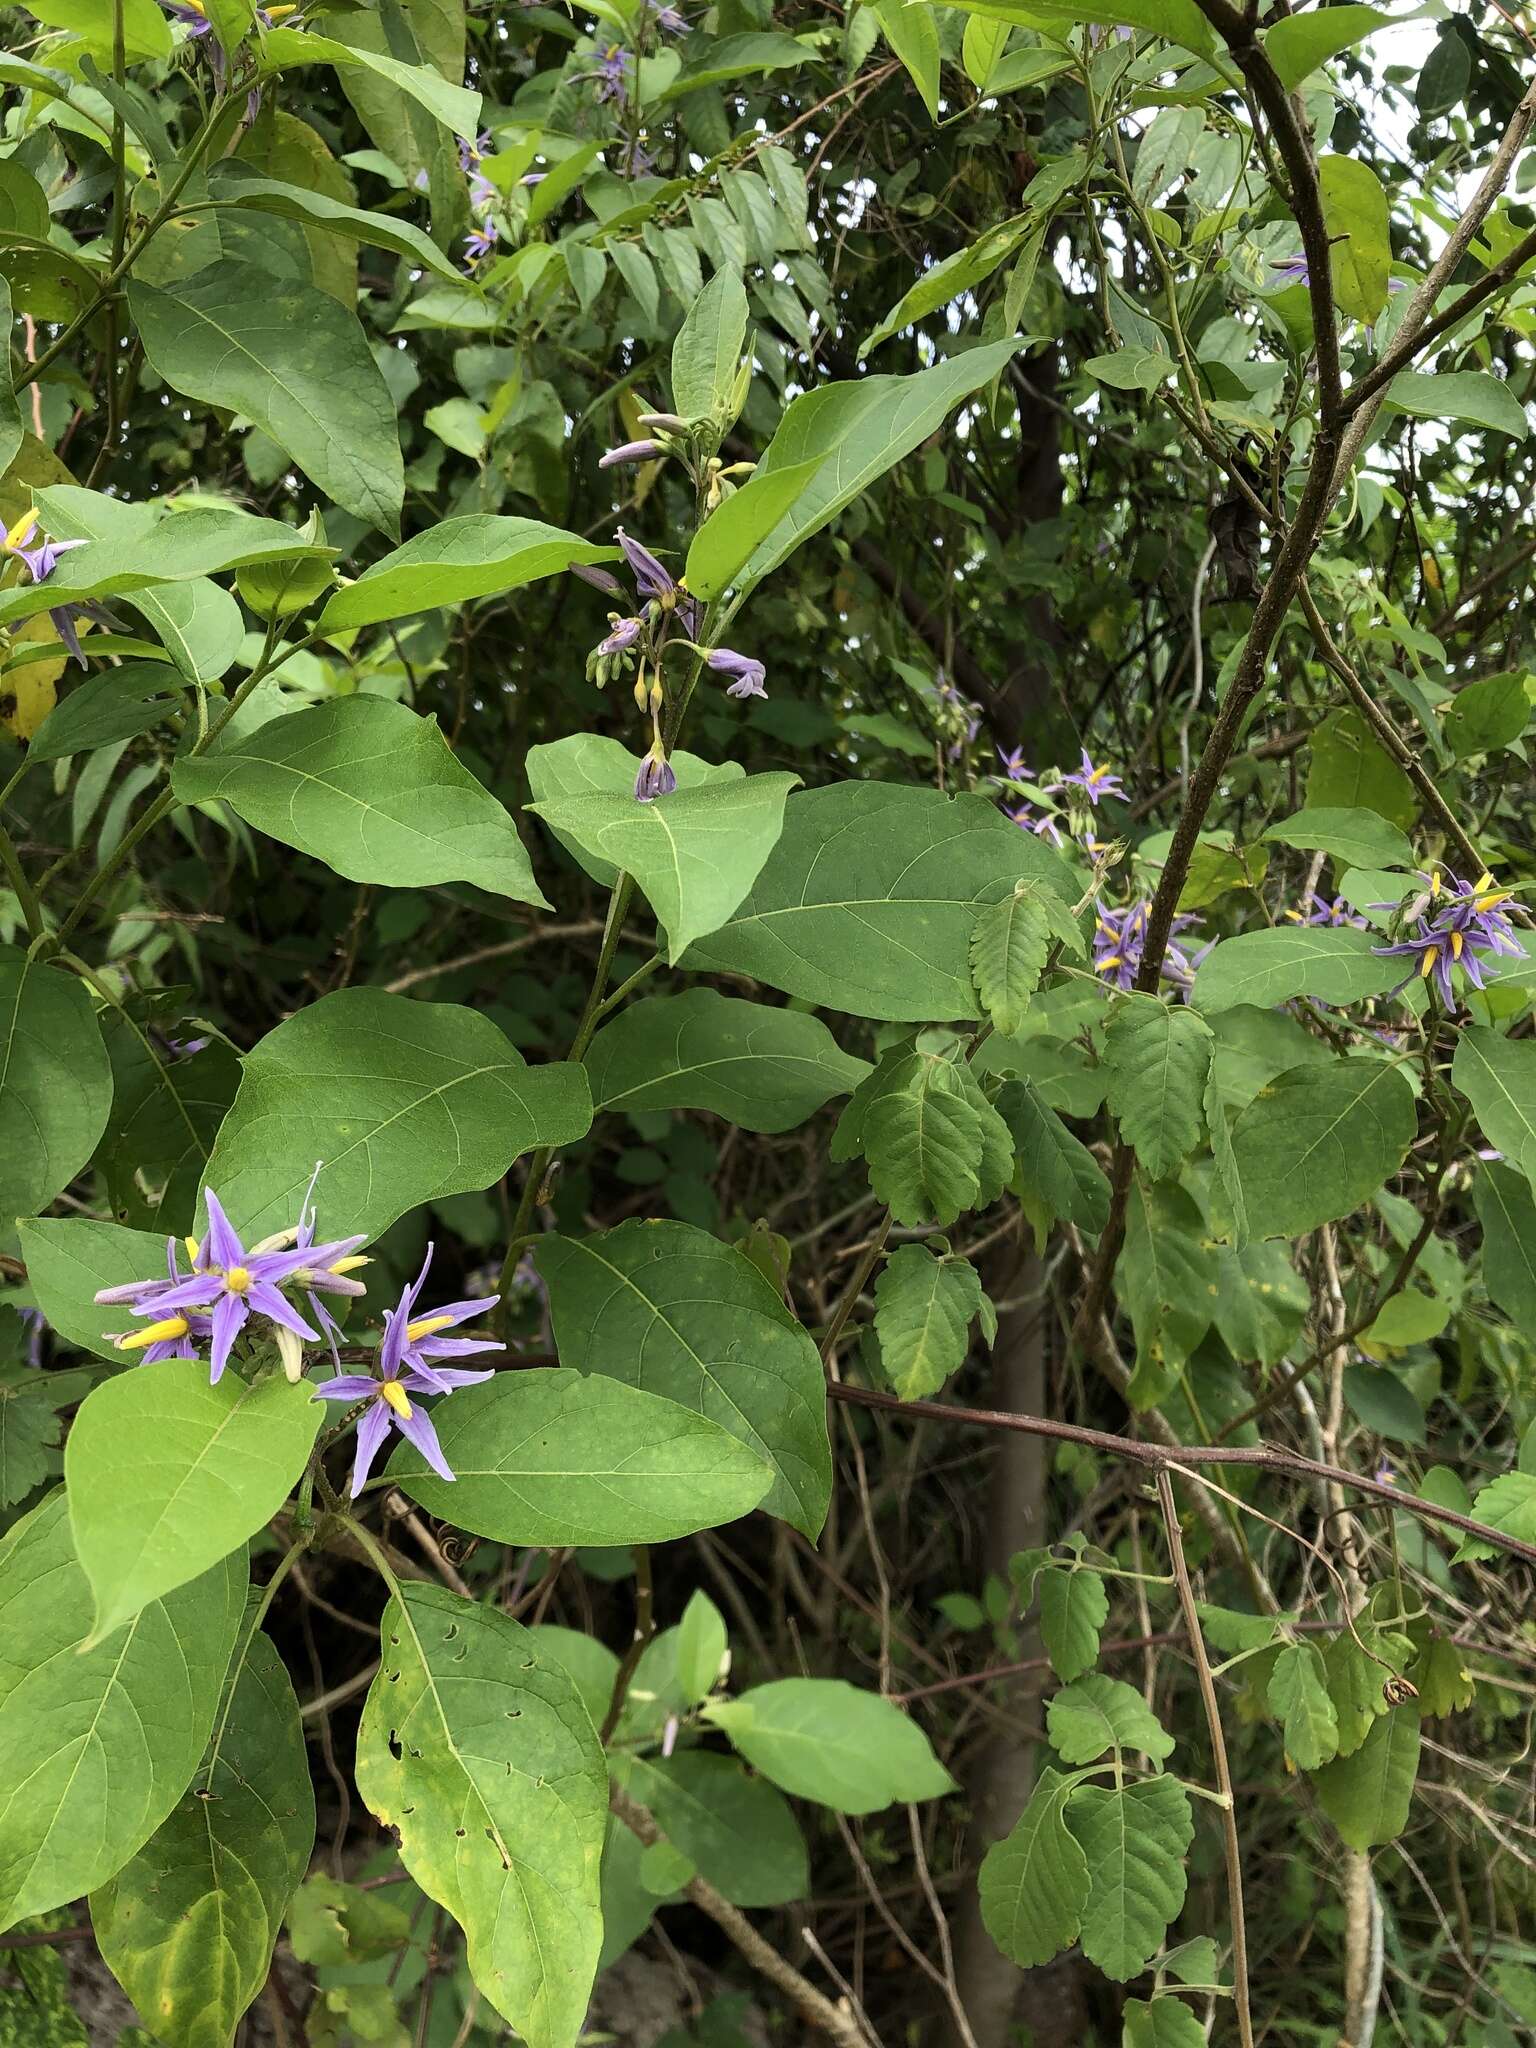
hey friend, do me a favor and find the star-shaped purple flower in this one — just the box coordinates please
[3,511,92,667]
[1092,900,1202,994]
[705,646,767,699]
[1047,749,1127,807]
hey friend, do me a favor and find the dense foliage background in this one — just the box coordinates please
[3,0,1536,2043]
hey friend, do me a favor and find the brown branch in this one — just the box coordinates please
[381,921,605,994]
[825,1383,1536,1569]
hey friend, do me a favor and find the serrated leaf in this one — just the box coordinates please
[1453,1469,1536,1565]
[999,1078,1111,1232]
[1122,1995,1207,2047]
[978,1765,1090,1968]
[91,1629,314,2048]
[834,1052,1007,1227]
[873,1244,987,1399]
[355,1585,608,2048]
[1267,1643,1340,1770]
[1121,1180,1219,1408]
[1047,1674,1176,1766]
[1103,997,1213,1181]
[703,1679,955,1815]
[970,888,1051,1037]
[1310,1707,1420,1848]
[1037,1568,1109,1683]
[1067,1776,1193,1982]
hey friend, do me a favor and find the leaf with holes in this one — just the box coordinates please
[355,1584,608,2048]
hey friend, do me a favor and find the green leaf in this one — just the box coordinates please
[23,0,170,59]
[320,516,617,633]
[91,1629,314,2048]
[211,174,462,281]
[355,1584,608,2048]
[1454,1028,1536,1186]
[1318,156,1390,325]
[676,1590,729,1705]
[1263,4,1388,89]
[127,259,404,535]
[1444,672,1530,758]
[1231,1057,1416,1239]
[978,1765,1090,1968]
[1261,806,1415,872]
[1068,1776,1193,1982]
[1476,1162,1536,1329]
[1267,1643,1340,1771]
[1191,927,1404,1012]
[1102,996,1213,1182]
[537,1219,832,1540]
[1311,1708,1421,1848]
[583,989,869,1134]
[66,1361,321,1642]
[1453,1470,1536,1566]
[17,1218,172,1362]
[96,1031,239,1237]
[1086,348,1176,393]
[671,266,748,420]
[1305,708,1417,828]
[0,278,22,481]
[660,32,811,97]
[683,458,824,601]
[174,698,550,907]
[529,773,799,963]
[1387,369,1529,441]
[204,988,592,1244]
[861,216,1030,359]
[0,1373,64,1508]
[871,0,941,118]
[614,1752,807,1908]
[1121,1180,1219,1406]
[961,11,1009,87]
[27,663,181,764]
[1000,1078,1111,1233]
[1038,1567,1109,1683]
[685,783,1078,1021]
[0,947,112,1225]
[526,735,739,887]
[1122,1996,1207,2048]
[833,1051,1012,1227]
[873,1244,988,1399]
[0,1490,245,1929]
[1047,1674,1176,1766]
[704,1678,955,1814]
[387,1368,771,1544]
[715,342,1021,599]
[969,885,1053,1036]
[260,26,481,143]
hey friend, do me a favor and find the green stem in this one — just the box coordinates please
[340,1511,407,1600]
[199,1530,311,1791]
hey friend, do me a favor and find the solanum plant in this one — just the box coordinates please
[3,0,1536,2044]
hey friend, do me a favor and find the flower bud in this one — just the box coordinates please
[599,439,667,469]
[275,1324,306,1383]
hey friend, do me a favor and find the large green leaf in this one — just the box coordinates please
[1000,1078,1111,1233]
[1230,1058,1417,1238]
[833,1050,1012,1227]
[873,1244,988,1399]
[65,1360,320,1642]
[671,265,748,420]
[128,259,404,534]
[0,947,112,1225]
[612,1752,808,1908]
[96,1031,239,1236]
[320,516,619,632]
[1475,1161,1536,1327]
[1261,806,1414,873]
[1311,1708,1421,1848]
[1046,1675,1175,1767]
[174,698,550,906]
[1102,995,1213,1182]
[537,1219,831,1539]
[529,773,798,962]
[210,174,462,282]
[1263,4,1387,88]
[978,1765,1090,1968]
[871,0,941,118]
[1387,369,1530,441]
[1453,1028,1536,1187]
[387,1367,772,1543]
[260,24,480,143]
[583,989,869,1133]
[1067,1776,1193,1982]
[0,1491,245,1929]
[203,989,592,1243]
[525,736,741,889]
[1191,927,1403,1012]
[685,783,1078,1021]
[355,1584,608,2048]
[1318,156,1391,324]
[716,342,1021,598]
[704,1679,956,1814]
[18,1218,172,1361]
[91,1629,314,2048]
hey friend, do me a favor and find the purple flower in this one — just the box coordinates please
[646,0,687,31]
[1270,254,1312,288]
[1047,749,1127,807]
[618,135,656,179]
[599,614,644,655]
[3,511,92,668]
[596,43,632,103]
[1285,895,1367,930]
[616,526,676,603]
[995,744,1031,783]
[635,743,677,802]
[117,1189,364,1382]
[705,646,767,699]
[600,438,666,468]
[572,561,623,598]
[1010,804,1064,849]
[463,221,498,267]
[1374,871,1522,1008]
[1092,900,1202,994]
[311,1249,500,1496]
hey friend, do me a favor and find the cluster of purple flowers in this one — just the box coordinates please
[1374,871,1523,1007]
[162,0,277,119]
[460,131,500,269]
[585,529,767,801]
[1285,895,1367,931]
[95,1178,503,1495]
[1091,899,1202,994]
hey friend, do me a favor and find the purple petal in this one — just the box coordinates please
[313,1374,381,1401]
[406,1364,498,1390]
[200,1189,245,1271]
[409,1294,499,1330]
[209,1292,248,1382]
[141,1272,225,1313]
[410,1334,506,1363]
[394,1405,456,1483]
[351,1402,394,1496]
[379,1305,407,1382]
[246,1281,320,1342]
